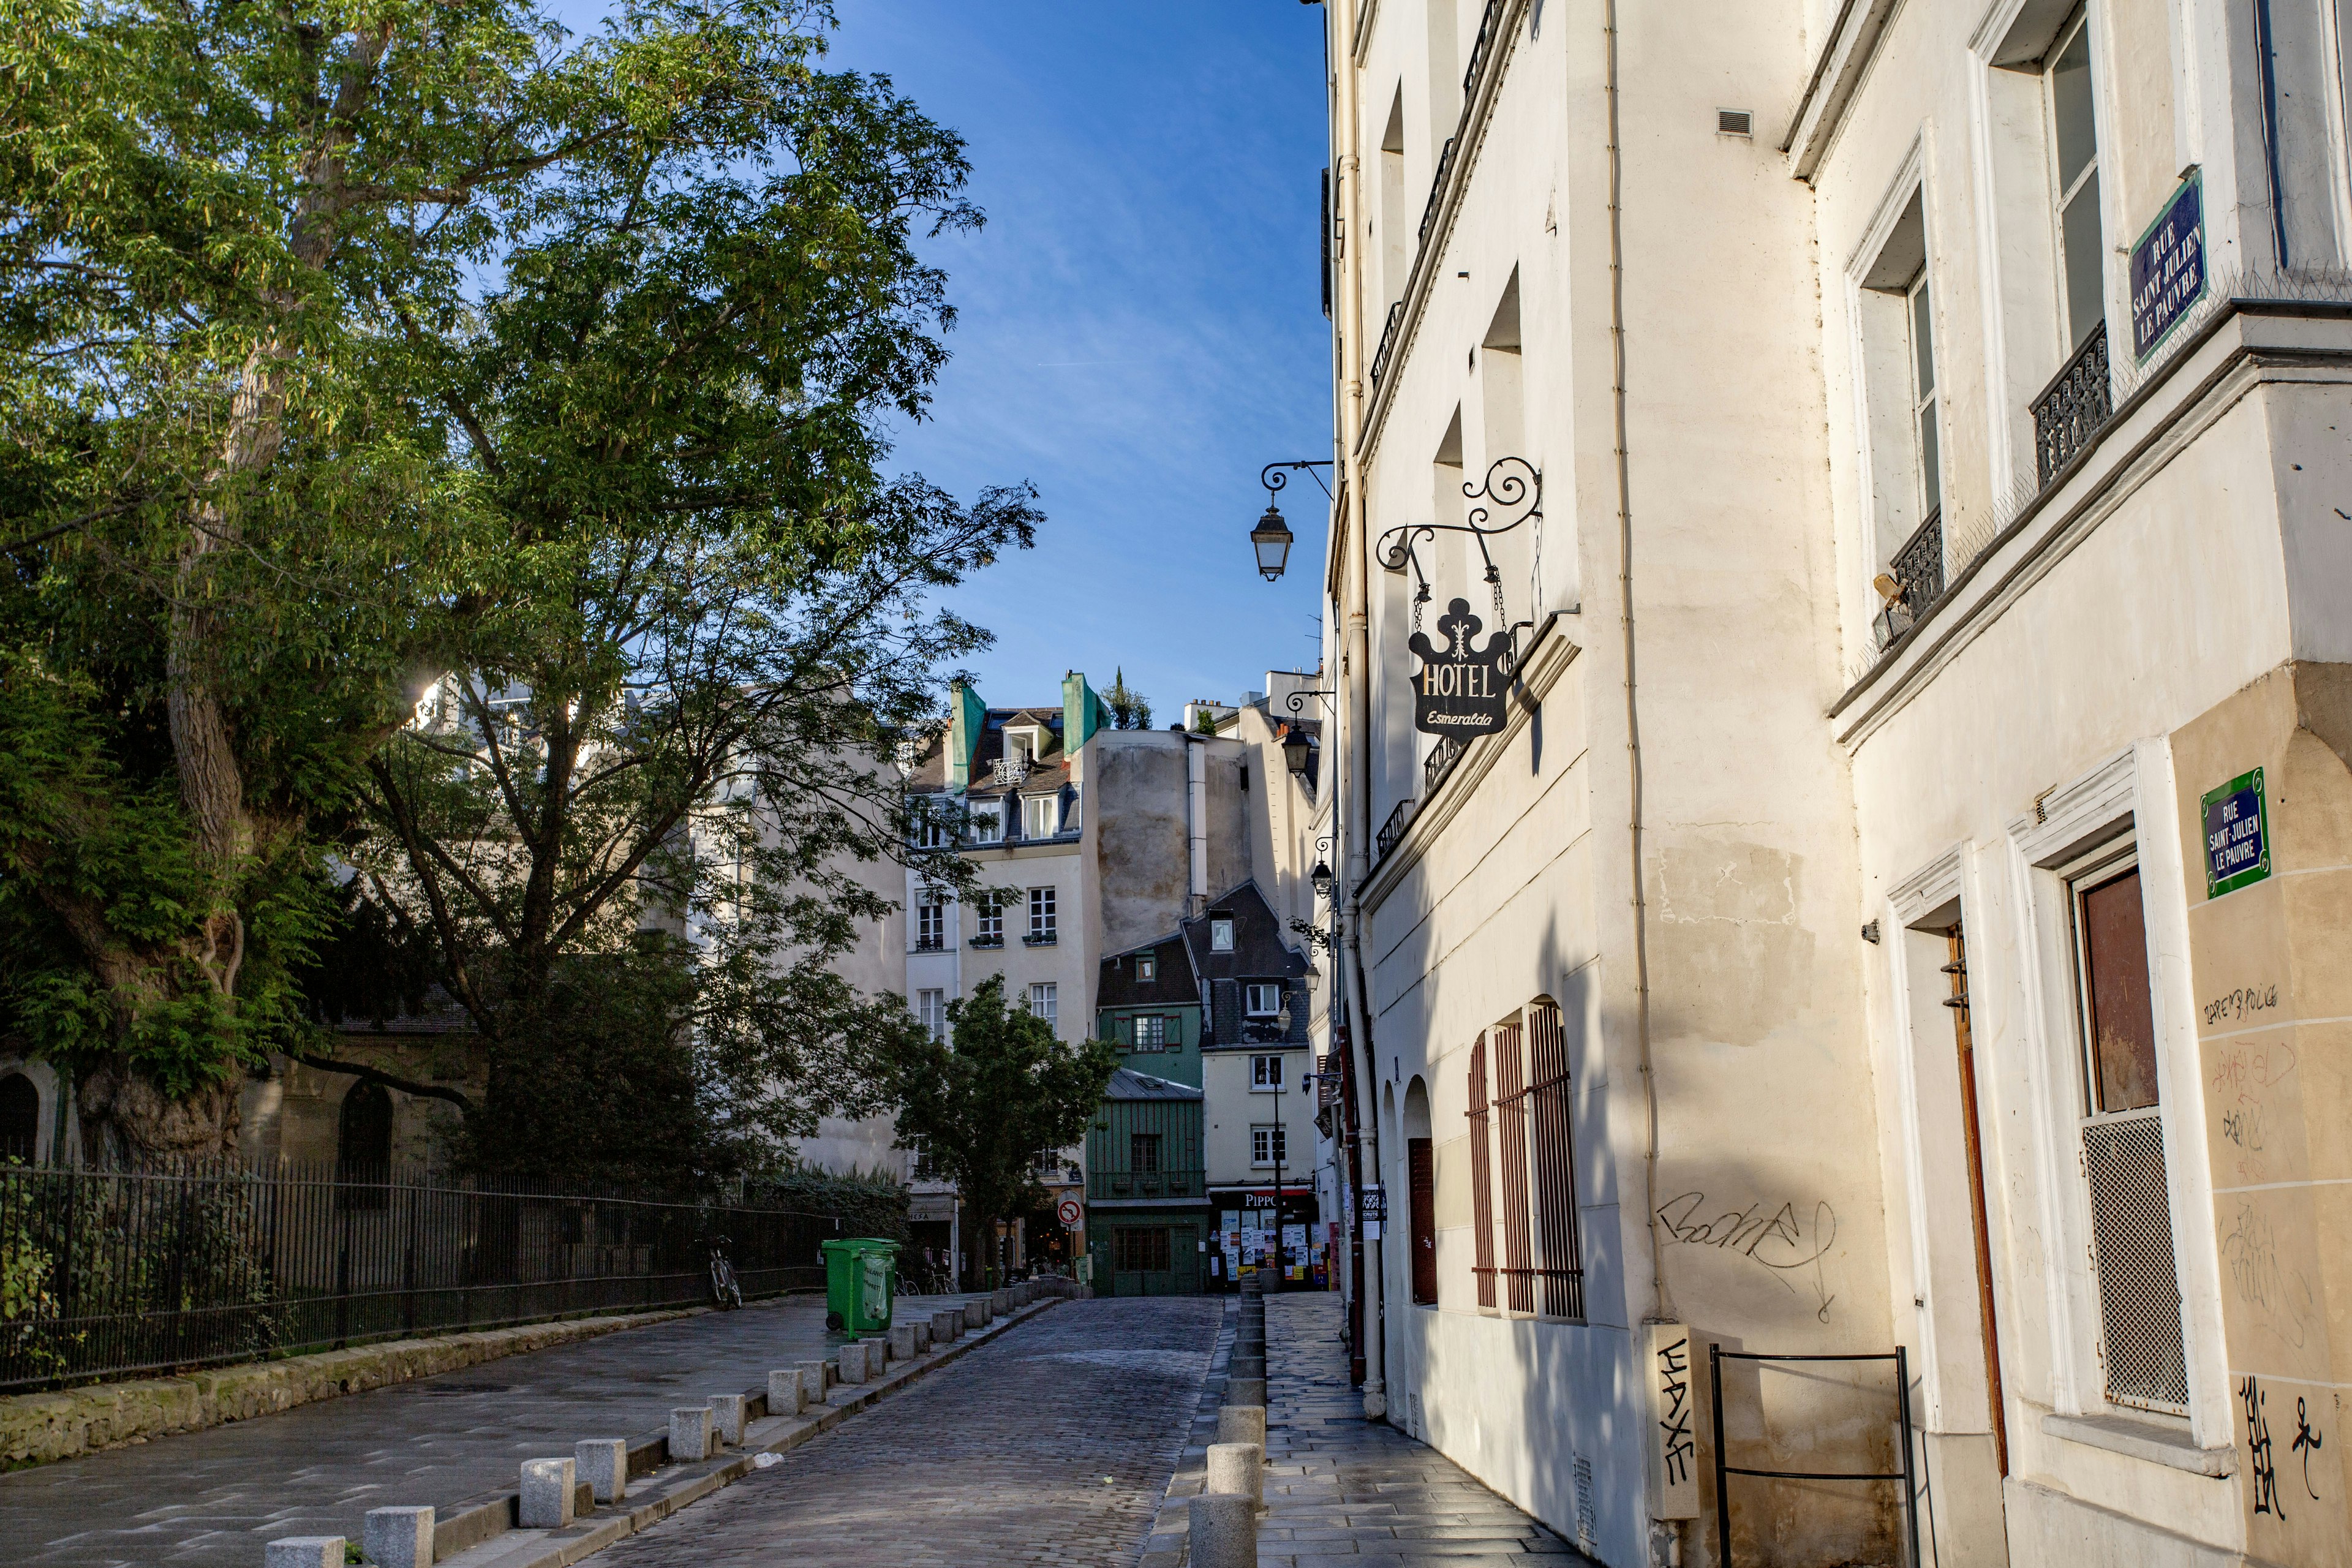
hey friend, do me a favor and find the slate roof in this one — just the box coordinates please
[1096,933,1200,1009]
[1105,1067,1204,1101]
[1180,881,1311,1047]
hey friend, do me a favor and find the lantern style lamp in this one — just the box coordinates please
[1282,723,1313,776]
[1310,859,1333,900]
[1251,502,1294,581]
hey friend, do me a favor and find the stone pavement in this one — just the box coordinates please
[4,1292,978,1567]
[590,1296,1222,1568]
[1146,1292,1588,1567]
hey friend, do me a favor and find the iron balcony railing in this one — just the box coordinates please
[1374,796,1415,864]
[1371,300,1405,389]
[968,933,1003,949]
[1022,929,1058,946]
[1418,135,1458,246]
[2033,320,2113,486]
[1874,508,1944,648]
[1091,1167,1204,1201]
[1423,734,1466,799]
[0,1159,841,1393]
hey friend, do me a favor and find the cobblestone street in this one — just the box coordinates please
[592,1295,1220,1567]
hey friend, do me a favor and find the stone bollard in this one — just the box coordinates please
[1227,1375,1266,1408]
[911,1319,932,1352]
[837,1341,869,1385]
[767,1369,805,1416]
[1216,1404,1267,1448]
[1205,1441,1264,1510]
[669,1406,714,1463]
[1229,1354,1266,1382]
[576,1440,627,1504]
[933,1308,961,1342]
[861,1333,891,1368]
[795,1360,827,1404]
[363,1507,434,1568]
[962,1298,987,1328]
[264,1539,345,1568]
[709,1393,746,1446]
[1188,1494,1258,1568]
[889,1324,919,1360]
[992,1288,1011,1314]
[519,1457,577,1529]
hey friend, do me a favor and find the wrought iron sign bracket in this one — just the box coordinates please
[1262,459,1335,502]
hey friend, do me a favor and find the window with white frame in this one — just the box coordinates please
[1210,917,1234,952]
[1245,983,1282,1017]
[2063,840,2188,1412]
[1022,792,1060,839]
[915,902,944,950]
[1027,982,1058,1035]
[1028,886,1056,940]
[975,895,1003,944]
[1250,1054,1284,1090]
[2046,9,2105,353]
[1856,187,1943,635]
[916,989,947,1043]
[911,801,952,850]
[967,797,1003,843]
[1251,1125,1287,1167]
[1137,952,1157,982]
[1133,1014,1169,1049]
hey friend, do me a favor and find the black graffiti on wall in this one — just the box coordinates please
[1655,1190,1838,1321]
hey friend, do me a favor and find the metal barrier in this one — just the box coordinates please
[1708,1344,1921,1568]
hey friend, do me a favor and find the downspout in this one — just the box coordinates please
[1604,0,1670,1325]
[2251,0,2290,269]
[1333,0,1387,1423]
[1186,734,1208,912]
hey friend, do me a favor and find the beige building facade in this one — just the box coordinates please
[1306,1,2352,1566]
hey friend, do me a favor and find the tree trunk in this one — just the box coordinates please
[77,1060,243,1167]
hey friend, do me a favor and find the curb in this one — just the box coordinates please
[431,1293,1072,1568]
[1139,1296,1240,1568]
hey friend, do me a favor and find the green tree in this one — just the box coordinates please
[890,976,1116,1288]
[1101,668,1152,731]
[0,0,1020,1166]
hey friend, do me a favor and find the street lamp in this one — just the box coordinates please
[1251,461,1333,582]
[1281,722,1313,775]
[1311,858,1333,900]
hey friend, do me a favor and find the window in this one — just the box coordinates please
[1907,271,1940,518]
[975,897,1003,946]
[0,1072,37,1163]
[911,800,952,850]
[2066,848,2188,1411]
[1245,983,1282,1017]
[1210,917,1234,952]
[1137,953,1156,982]
[1130,1132,1163,1174]
[1134,1014,1169,1050]
[1468,1034,1497,1308]
[1409,1134,1437,1305]
[1028,886,1057,941]
[1251,1125,1287,1167]
[1114,1226,1171,1273]
[1027,982,1058,1036]
[1492,1019,1535,1311]
[2047,9,2104,351]
[916,988,947,1042]
[1526,999,1585,1319]
[910,1139,939,1181]
[1023,792,1060,839]
[967,798,1003,844]
[1250,1054,1284,1090]
[916,902,944,950]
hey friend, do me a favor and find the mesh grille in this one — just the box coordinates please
[2083,1114,2188,1410]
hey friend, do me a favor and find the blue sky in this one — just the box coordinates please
[821,4,1336,718]
[549,1,1340,718]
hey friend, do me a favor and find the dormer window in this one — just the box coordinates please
[1210,918,1234,952]
[1023,793,1060,839]
[1138,954,1157,982]
[1245,983,1282,1016]
[967,798,1003,843]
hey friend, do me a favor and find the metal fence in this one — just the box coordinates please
[0,1160,843,1393]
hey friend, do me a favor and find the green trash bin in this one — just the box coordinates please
[820,1237,900,1335]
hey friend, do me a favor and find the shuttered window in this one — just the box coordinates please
[1526,1000,1585,1320]
[1468,1033,1496,1309]
[1408,1137,1438,1305]
[1493,1020,1536,1313]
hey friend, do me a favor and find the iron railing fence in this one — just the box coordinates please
[0,1159,842,1393]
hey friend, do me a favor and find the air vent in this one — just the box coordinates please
[1718,108,1754,137]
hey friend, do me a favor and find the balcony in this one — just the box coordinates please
[1374,796,1415,864]
[1423,734,1464,799]
[1371,300,1404,389]
[968,933,1004,949]
[913,937,944,952]
[1872,508,1944,649]
[1022,930,1058,947]
[2033,321,2112,487]
[1090,1167,1205,1202]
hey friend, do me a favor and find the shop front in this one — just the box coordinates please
[1207,1186,1320,1292]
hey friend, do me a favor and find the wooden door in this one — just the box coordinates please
[1408,1137,1438,1305]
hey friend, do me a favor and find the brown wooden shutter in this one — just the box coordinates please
[1408,1137,1438,1305]
[1526,1000,1584,1319]
[1494,1020,1535,1312]
[1468,1034,1496,1308]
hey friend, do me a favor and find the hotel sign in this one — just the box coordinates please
[1409,598,1512,736]
[2129,174,2206,362]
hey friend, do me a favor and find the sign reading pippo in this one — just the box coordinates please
[1409,598,1513,736]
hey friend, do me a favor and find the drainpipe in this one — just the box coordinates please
[1332,0,1386,1424]
[1186,734,1208,913]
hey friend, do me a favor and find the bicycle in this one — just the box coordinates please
[706,1235,744,1310]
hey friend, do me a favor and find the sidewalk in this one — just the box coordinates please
[2,1291,994,1567]
[1145,1292,1587,1567]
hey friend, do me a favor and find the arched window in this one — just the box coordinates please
[337,1082,393,1207]
[0,1073,39,1163]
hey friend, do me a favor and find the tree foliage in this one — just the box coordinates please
[888,976,1117,1287]
[0,0,1029,1172]
[1101,667,1152,731]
